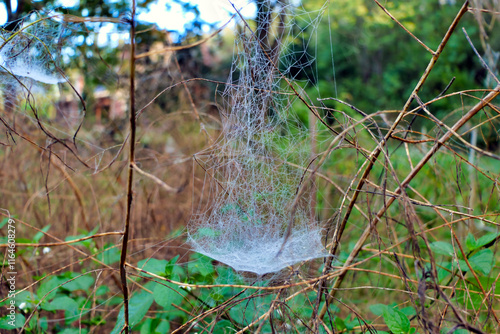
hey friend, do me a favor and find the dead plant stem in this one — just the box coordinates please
[119,2,136,333]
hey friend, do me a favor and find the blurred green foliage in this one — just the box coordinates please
[293,0,489,120]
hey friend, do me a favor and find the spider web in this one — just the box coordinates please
[188,0,328,276]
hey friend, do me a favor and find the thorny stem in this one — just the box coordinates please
[119,2,136,333]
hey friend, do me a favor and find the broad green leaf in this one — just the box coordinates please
[429,241,454,256]
[229,297,270,325]
[97,245,120,265]
[476,232,500,249]
[137,258,169,277]
[64,234,92,248]
[140,318,171,334]
[437,265,451,283]
[194,227,221,238]
[344,317,360,330]
[139,318,156,334]
[14,290,35,310]
[456,249,494,276]
[455,286,483,309]
[400,307,416,317]
[212,320,232,333]
[111,291,154,334]
[188,254,214,277]
[38,317,49,331]
[15,238,31,244]
[153,281,187,309]
[155,320,171,333]
[37,276,61,301]
[41,296,78,315]
[369,303,388,316]
[456,259,469,271]
[383,308,410,334]
[469,249,494,276]
[466,233,477,251]
[0,314,25,329]
[478,277,500,294]
[60,273,94,292]
[165,255,185,279]
[334,317,347,331]
[95,285,109,296]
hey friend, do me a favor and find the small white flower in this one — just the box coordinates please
[42,247,51,254]
[19,302,27,310]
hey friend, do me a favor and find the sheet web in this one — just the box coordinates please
[0,14,131,170]
[0,18,65,86]
[188,1,328,276]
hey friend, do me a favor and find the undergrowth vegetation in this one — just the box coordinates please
[1,0,500,333]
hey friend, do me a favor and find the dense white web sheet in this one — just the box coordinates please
[0,19,65,85]
[188,1,328,276]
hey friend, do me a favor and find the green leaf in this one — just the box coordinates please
[456,249,494,276]
[137,258,169,277]
[383,308,410,334]
[369,303,388,316]
[165,255,183,278]
[212,320,232,333]
[193,227,221,238]
[37,276,61,301]
[188,254,214,277]
[429,241,454,256]
[58,328,89,334]
[153,281,187,310]
[33,225,51,243]
[437,265,451,283]
[38,317,48,331]
[95,285,109,296]
[229,297,270,325]
[0,217,9,229]
[0,314,25,329]
[476,232,500,249]
[14,290,35,310]
[441,328,468,334]
[140,318,156,334]
[111,291,154,334]
[60,273,95,292]
[41,296,78,315]
[64,234,92,248]
[469,249,494,276]
[97,244,120,265]
[466,233,477,251]
[344,316,360,330]
[400,307,416,317]
[155,320,171,333]
[334,317,347,331]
